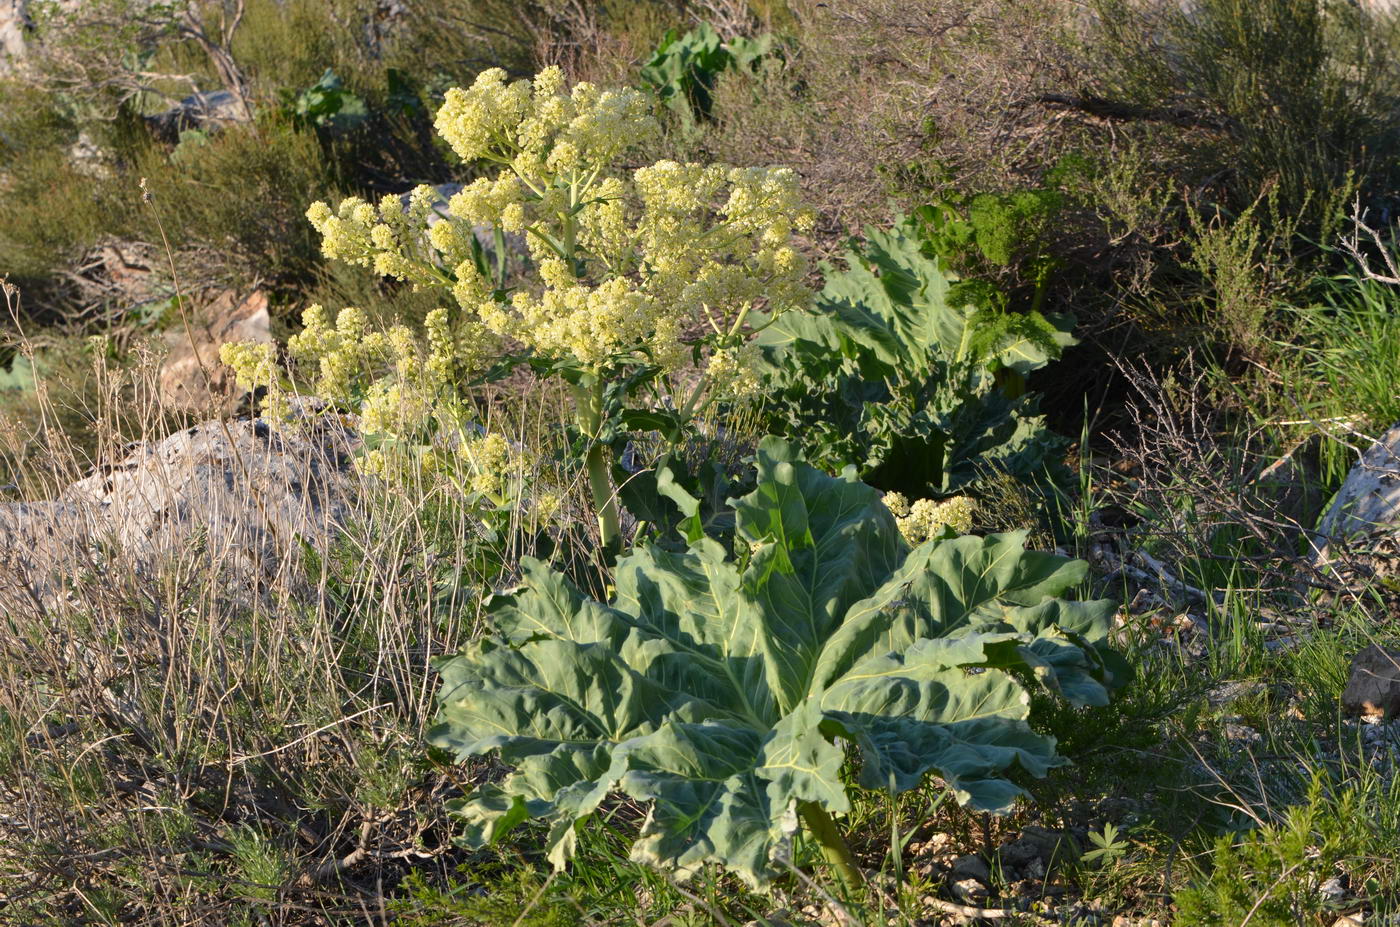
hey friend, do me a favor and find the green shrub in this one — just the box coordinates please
[0,82,130,288]
[131,116,340,288]
[1088,0,1400,240]
[1175,778,1367,926]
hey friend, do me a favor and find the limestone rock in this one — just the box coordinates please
[1313,422,1400,557]
[158,289,273,414]
[0,410,359,608]
[949,853,990,884]
[0,0,28,72]
[996,826,1073,873]
[145,90,251,142]
[1342,644,1400,720]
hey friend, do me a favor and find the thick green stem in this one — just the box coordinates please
[585,441,620,549]
[573,378,620,550]
[798,802,864,889]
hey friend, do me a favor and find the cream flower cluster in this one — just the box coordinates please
[883,492,977,544]
[434,67,658,181]
[704,343,764,400]
[302,66,815,398]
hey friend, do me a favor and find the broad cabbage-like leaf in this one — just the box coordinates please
[430,438,1125,887]
[755,215,1072,498]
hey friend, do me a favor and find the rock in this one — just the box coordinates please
[0,0,28,72]
[949,877,988,905]
[158,289,273,414]
[67,130,109,178]
[996,826,1074,873]
[0,501,96,597]
[1319,875,1348,904]
[1341,644,1400,720]
[1309,423,1400,606]
[0,409,358,608]
[1222,721,1262,744]
[1313,422,1400,557]
[742,916,804,927]
[1207,680,1267,707]
[145,90,251,143]
[949,853,990,884]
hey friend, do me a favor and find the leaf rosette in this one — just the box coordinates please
[430,439,1126,887]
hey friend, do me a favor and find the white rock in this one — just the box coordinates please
[0,410,358,607]
[1313,421,1400,557]
[0,0,28,72]
[949,853,990,884]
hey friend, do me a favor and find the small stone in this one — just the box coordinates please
[995,826,1071,875]
[1223,721,1262,744]
[949,853,990,884]
[1342,645,1400,720]
[743,915,799,927]
[950,877,987,904]
[1208,680,1266,707]
[1266,634,1304,653]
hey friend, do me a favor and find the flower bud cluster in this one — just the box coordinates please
[301,66,814,401]
[882,492,977,544]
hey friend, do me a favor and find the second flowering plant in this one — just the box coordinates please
[228,66,815,549]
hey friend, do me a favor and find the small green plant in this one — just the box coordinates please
[757,213,1072,502]
[226,824,287,903]
[282,67,370,134]
[641,22,773,124]
[1082,821,1130,867]
[392,864,581,926]
[429,437,1127,888]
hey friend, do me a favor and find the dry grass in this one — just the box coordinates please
[692,0,1093,246]
[0,282,572,923]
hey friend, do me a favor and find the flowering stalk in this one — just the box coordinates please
[227,67,815,544]
[570,377,621,549]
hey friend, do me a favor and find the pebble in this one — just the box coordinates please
[950,877,988,904]
[949,853,990,884]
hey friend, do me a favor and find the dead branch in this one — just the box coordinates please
[1340,198,1400,286]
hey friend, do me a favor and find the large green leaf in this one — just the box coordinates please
[756,215,1072,498]
[760,218,1072,381]
[430,438,1125,887]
